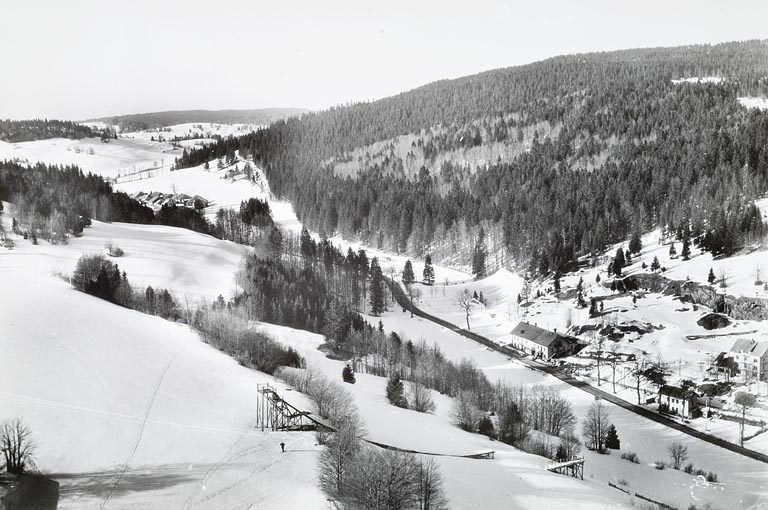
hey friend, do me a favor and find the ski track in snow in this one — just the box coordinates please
[100,344,187,510]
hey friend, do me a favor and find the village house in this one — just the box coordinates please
[509,321,578,359]
[727,338,768,382]
[658,385,698,419]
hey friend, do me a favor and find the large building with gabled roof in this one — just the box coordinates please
[510,321,578,359]
[728,338,768,382]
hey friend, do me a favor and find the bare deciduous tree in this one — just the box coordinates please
[734,392,757,446]
[582,400,610,452]
[559,426,582,461]
[667,441,688,470]
[409,380,436,413]
[415,457,449,510]
[318,413,365,498]
[452,390,481,432]
[1,418,36,474]
[456,289,473,329]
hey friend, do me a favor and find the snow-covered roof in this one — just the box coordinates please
[729,338,768,358]
[511,321,566,347]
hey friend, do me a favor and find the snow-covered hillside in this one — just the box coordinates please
[0,262,323,509]
[0,137,178,179]
[1,209,248,302]
[120,122,262,141]
[1,219,636,509]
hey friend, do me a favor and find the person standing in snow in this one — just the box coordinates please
[280,441,285,453]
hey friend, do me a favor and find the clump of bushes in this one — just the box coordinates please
[654,460,666,470]
[621,451,640,464]
[682,461,719,483]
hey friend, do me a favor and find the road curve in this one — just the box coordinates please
[385,278,768,464]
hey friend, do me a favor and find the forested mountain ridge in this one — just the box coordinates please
[175,40,768,274]
[91,108,308,133]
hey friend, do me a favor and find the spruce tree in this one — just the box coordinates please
[708,268,716,285]
[268,225,283,260]
[651,256,661,272]
[613,248,625,276]
[576,277,587,308]
[553,271,561,294]
[386,375,407,408]
[369,257,386,316]
[669,242,677,258]
[472,227,488,279]
[342,364,356,384]
[423,254,435,285]
[629,232,642,255]
[681,234,691,260]
[605,424,620,449]
[402,259,415,285]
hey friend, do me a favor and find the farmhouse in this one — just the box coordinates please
[658,385,698,419]
[509,321,578,359]
[727,338,768,382]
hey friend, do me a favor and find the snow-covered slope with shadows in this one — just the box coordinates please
[0,264,323,509]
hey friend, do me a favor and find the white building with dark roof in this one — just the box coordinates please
[510,321,578,359]
[728,338,768,382]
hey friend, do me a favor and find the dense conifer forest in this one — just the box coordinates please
[176,41,768,273]
[0,119,95,142]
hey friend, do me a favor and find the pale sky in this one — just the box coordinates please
[0,0,766,120]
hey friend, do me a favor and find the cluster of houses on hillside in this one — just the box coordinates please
[509,321,767,421]
[131,191,209,212]
[656,337,768,419]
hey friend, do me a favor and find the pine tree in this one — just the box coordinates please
[629,232,642,255]
[269,225,283,260]
[369,257,386,316]
[386,375,407,408]
[576,277,586,308]
[300,227,314,260]
[553,271,561,295]
[472,227,487,279]
[342,364,356,384]
[651,256,661,272]
[477,415,495,438]
[613,248,625,277]
[423,254,435,285]
[708,268,716,285]
[681,234,691,260]
[669,242,677,258]
[605,424,620,449]
[402,260,415,285]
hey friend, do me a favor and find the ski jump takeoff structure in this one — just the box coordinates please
[546,457,585,480]
[256,383,327,431]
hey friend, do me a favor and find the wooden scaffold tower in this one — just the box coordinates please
[256,383,321,431]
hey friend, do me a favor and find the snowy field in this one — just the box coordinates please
[739,97,768,111]
[1,208,249,302]
[0,137,180,180]
[119,122,262,141]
